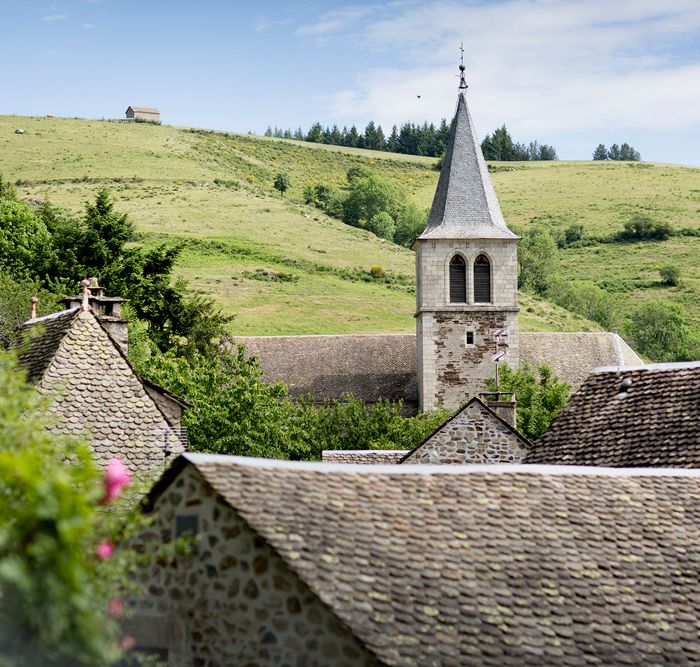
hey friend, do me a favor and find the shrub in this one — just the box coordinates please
[517,229,558,294]
[485,363,570,441]
[273,172,290,196]
[369,264,386,279]
[617,215,672,241]
[659,264,681,286]
[367,211,395,240]
[546,280,621,329]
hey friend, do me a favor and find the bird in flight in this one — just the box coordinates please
[417,95,422,99]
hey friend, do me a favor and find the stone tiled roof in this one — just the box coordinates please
[233,334,418,407]
[127,106,159,114]
[155,454,700,666]
[235,332,642,411]
[16,308,80,383]
[321,450,408,464]
[418,94,518,241]
[17,310,184,471]
[526,361,700,467]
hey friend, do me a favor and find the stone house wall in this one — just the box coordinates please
[129,465,378,667]
[416,238,520,411]
[403,400,528,464]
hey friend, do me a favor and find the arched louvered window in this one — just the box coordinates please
[474,254,491,303]
[449,255,467,303]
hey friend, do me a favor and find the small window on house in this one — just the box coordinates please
[103,303,114,317]
[466,330,475,346]
[449,255,467,303]
[175,514,199,538]
[474,255,491,303]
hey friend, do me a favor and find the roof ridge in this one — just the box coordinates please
[183,453,700,477]
[592,360,700,373]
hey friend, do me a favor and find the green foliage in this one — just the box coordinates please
[0,200,52,278]
[481,126,557,161]
[303,182,344,218]
[393,201,428,248]
[622,300,700,362]
[273,172,290,196]
[517,228,558,294]
[0,175,17,201]
[367,211,395,240]
[546,280,620,330]
[606,143,641,161]
[0,272,60,347]
[659,264,681,286]
[592,144,608,160]
[342,174,397,229]
[0,351,124,666]
[617,214,672,241]
[486,363,570,441]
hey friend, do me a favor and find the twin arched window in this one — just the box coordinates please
[449,254,491,303]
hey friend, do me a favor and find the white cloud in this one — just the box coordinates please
[81,22,95,29]
[304,0,700,148]
[42,13,67,22]
[297,5,379,37]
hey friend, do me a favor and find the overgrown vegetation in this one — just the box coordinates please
[486,363,570,441]
[592,143,641,161]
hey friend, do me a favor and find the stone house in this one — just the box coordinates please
[322,394,530,465]
[234,70,642,413]
[125,105,160,122]
[16,280,186,472]
[132,453,700,666]
[526,360,700,467]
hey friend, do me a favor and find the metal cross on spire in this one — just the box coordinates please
[458,42,468,92]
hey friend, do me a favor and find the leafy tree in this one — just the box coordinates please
[342,173,397,229]
[367,211,395,240]
[607,143,621,160]
[0,351,134,666]
[537,144,558,160]
[486,363,570,441]
[617,214,672,241]
[517,228,558,293]
[547,280,620,330]
[393,202,428,247]
[659,264,681,286]
[273,172,290,197]
[593,144,608,160]
[0,200,52,278]
[622,300,700,362]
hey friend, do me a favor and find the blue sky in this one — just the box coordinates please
[3,0,700,164]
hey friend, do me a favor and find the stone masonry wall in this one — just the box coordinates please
[130,466,378,667]
[404,400,528,464]
[416,238,519,411]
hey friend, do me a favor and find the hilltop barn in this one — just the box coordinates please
[235,68,642,413]
[125,105,160,122]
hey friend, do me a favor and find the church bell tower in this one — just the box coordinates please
[414,58,520,411]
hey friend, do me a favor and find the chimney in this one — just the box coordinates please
[62,278,130,355]
[30,296,38,320]
[479,391,517,428]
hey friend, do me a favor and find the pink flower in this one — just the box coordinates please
[108,598,124,616]
[96,541,114,560]
[103,458,131,502]
[121,635,136,651]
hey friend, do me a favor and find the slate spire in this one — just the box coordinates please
[418,64,517,241]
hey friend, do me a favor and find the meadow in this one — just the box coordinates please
[1,114,698,335]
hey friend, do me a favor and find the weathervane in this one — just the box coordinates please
[458,42,468,91]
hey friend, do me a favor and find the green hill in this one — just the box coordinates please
[2,115,699,336]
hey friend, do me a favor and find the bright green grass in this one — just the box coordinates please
[2,114,698,335]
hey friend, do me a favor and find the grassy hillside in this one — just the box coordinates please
[1,115,698,336]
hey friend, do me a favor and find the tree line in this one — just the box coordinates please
[593,143,641,161]
[265,121,558,160]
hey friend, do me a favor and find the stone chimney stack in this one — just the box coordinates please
[63,278,129,354]
[30,296,38,320]
[479,391,517,428]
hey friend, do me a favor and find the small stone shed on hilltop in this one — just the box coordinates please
[125,105,160,122]
[132,453,700,666]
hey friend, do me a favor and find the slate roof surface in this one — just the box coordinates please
[126,106,159,114]
[18,310,183,471]
[16,308,80,383]
[321,450,408,464]
[162,454,700,667]
[526,361,700,467]
[234,332,642,411]
[418,94,518,241]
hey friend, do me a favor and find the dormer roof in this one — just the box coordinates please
[417,93,518,242]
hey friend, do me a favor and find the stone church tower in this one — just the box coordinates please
[415,68,520,411]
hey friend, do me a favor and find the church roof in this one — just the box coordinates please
[151,454,700,666]
[526,361,700,467]
[417,93,518,242]
[234,332,642,412]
